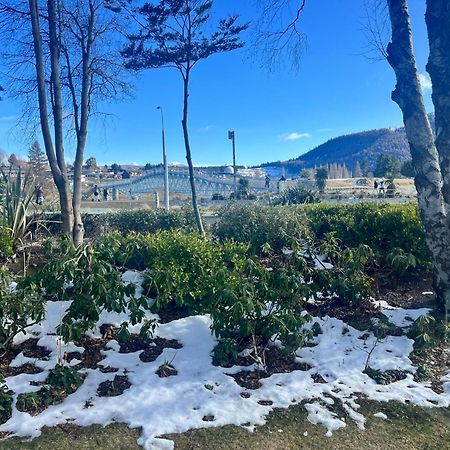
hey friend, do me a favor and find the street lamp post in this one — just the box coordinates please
[228,130,237,197]
[157,106,170,210]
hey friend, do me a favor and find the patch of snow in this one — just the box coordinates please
[9,353,35,368]
[305,402,346,436]
[372,299,431,328]
[373,412,388,420]
[1,273,450,449]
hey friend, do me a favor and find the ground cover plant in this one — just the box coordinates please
[0,204,449,449]
[0,374,12,425]
[22,237,155,343]
[0,268,45,356]
[16,365,84,415]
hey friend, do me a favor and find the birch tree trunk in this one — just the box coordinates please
[386,0,450,312]
[425,0,450,211]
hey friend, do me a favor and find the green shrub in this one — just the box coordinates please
[312,236,374,305]
[213,203,310,254]
[83,208,196,237]
[0,268,46,355]
[16,365,84,414]
[97,230,373,364]
[210,257,313,358]
[0,373,13,425]
[95,230,249,313]
[26,237,155,343]
[303,202,430,269]
[0,226,13,260]
[276,186,321,205]
[407,314,448,349]
[212,339,239,366]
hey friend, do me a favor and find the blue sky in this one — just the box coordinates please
[0,0,433,167]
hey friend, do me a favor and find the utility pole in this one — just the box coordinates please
[228,130,237,197]
[157,106,170,210]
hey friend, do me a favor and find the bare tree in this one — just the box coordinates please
[252,0,307,70]
[1,0,129,244]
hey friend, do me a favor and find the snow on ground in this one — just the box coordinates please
[1,271,450,449]
[372,299,431,328]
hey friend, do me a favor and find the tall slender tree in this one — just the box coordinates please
[122,0,248,234]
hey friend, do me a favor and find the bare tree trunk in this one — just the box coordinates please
[425,0,450,211]
[72,140,85,245]
[182,69,205,235]
[386,0,450,310]
[71,0,95,245]
[29,0,73,235]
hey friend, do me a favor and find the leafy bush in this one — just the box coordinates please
[0,268,46,355]
[0,225,13,260]
[312,236,374,305]
[96,231,249,313]
[212,339,238,366]
[97,230,373,364]
[0,373,13,424]
[26,237,155,343]
[275,186,321,206]
[213,203,310,254]
[47,364,84,392]
[16,364,84,414]
[407,314,448,348]
[303,202,430,269]
[386,247,417,277]
[210,257,313,359]
[83,208,196,236]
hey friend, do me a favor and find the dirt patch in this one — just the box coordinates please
[1,339,51,376]
[311,373,327,384]
[376,272,436,310]
[228,347,311,390]
[66,335,106,370]
[97,375,131,397]
[364,368,409,385]
[154,302,190,324]
[156,364,177,377]
[410,343,450,394]
[5,363,43,377]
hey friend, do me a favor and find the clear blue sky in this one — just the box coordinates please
[0,0,433,167]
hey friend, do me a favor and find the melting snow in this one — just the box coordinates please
[1,271,450,449]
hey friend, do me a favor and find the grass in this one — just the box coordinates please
[2,400,449,449]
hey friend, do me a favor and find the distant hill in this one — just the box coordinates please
[261,121,428,177]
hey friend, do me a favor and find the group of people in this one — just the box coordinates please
[92,184,110,202]
[373,179,386,194]
[264,175,287,192]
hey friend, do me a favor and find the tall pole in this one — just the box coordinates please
[157,106,169,210]
[228,130,237,197]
